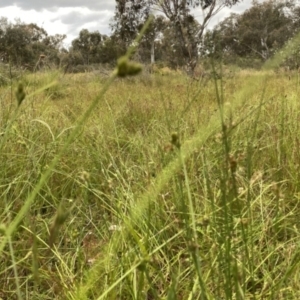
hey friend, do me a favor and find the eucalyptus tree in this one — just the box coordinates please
[0,18,66,68]
[71,29,104,65]
[138,15,166,63]
[203,0,298,65]
[111,0,151,52]
[112,0,242,73]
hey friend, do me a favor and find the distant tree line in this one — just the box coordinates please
[202,0,300,69]
[0,17,66,70]
[1,0,300,73]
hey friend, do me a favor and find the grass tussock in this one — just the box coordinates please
[1,66,300,300]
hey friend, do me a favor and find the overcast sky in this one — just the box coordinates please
[0,0,253,47]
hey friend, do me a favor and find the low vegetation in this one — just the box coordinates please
[0,56,300,300]
[1,0,300,298]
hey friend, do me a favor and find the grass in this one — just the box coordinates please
[1,63,300,300]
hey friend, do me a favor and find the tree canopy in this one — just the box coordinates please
[202,0,300,68]
[1,0,300,73]
[0,17,66,68]
[111,0,242,72]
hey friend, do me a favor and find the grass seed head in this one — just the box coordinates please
[79,170,90,184]
[171,132,181,149]
[117,56,142,77]
[16,83,26,106]
[229,154,237,173]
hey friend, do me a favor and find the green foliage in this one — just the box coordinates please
[1,62,300,299]
[2,4,300,300]
[0,17,66,68]
[111,0,151,48]
[204,0,300,67]
[71,29,106,65]
[111,0,242,72]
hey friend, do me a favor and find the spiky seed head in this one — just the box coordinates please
[171,132,180,149]
[229,155,237,173]
[79,171,90,183]
[117,56,128,77]
[117,56,142,77]
[16,83,26,106]
[126,61,142,76]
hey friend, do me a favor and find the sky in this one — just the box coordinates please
[0,0,254,47]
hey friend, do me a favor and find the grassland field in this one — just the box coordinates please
[0,66,300,299]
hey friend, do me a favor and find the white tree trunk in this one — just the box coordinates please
[151,40,155,64]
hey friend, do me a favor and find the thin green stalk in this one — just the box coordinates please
[8,234,22,300]
[180,149,207,299]
[0,74,116,254]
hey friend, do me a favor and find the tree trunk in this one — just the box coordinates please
[150,40,155,64]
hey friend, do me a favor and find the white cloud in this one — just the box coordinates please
[0,0,115,11]
[0,4,113,47]
[0,1,253,47]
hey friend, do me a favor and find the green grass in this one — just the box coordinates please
[1,64,300,300]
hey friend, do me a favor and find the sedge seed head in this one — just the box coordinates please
[171,132,180,149]
[126,61,142,76]
[117,56,142,77]
[16,83,26,106]
[117,56,128,77]
[229,155,237,173]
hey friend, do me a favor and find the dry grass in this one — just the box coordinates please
[0,68,300,299]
